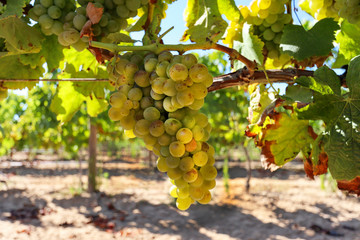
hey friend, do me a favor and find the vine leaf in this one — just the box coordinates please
[217,0,241,22]
[333,20,360,68]
[296,56,360,180]
[337,177,360,196]
[233,23,264,68]
[86,97,108,117]
[280,18,339,61]
[247,110,315,171]
[0,16,43,56]
[86,2,103,24]
[0,0,26,19]
[248,84,272,124]
[182,0,227,43]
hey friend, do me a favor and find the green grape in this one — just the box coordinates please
[202,179,216,190]
[189,186,205,200]
[200,165,217,180]
[156,61,170,77]
[174,178,188,189]
[33,4,47,16]
[193,151,208,166]
[120,112,136,130]
[134,119,151,135]
[149,120,165,137]
[128,10,137,18]
[151,77,166,94]
[125,0,141,11]
[123,99,134,110]
[189,63,208,83]
[124,62,139,78]
[166,156,180,168]
[150,90,165,100]
[183,168,198,183]
[143,134,157,146]
[115,58,129,74]
[181,54,197,68]
[171,55,183,63]
[124,129,136,139]
[157,133,171,146]
[134,70,150,87]
[72,39,88,52]
[143,107,160,121]
[144,58,158,72]
[182,115,195,129]
[177,186,190,198]
[176,128,193,144]
[48,6,62,19]
[263,28,275,41]
[73,14,87,31]
[40,0,53,8]
[62,29,80,44]
[271,22,284,33]
[185,138,197,152]
[28,9,40,21]
[190,83,207,100]
[116,5,130,18]
[164,118,182,135]
[168,63,188,81]
[54,0,66,8]
[58,32,70,46]
[163,97,177,113]
[190,172,204,187]
[107,19,120,33]
[168,108,186,120]
[197,190,211,204]
[179,156,194,172]
[158,51,173,62]
[176,89,194,106]
[169,141,186,157]
[162,79,177,96]
[160,146,170,157]
[132,100,140,109]
[39,14,54,29]
[169,185,178,198]
[167,167,183,180]
[157,157,168,172]
[51,20,63,35]
[130,54,143,65]
[171,96,184,109]
[140,96,153,109]
[108,107,124,121]
[192,125,204,141]
[175,82,188,92]
[127,88,143,101]
[64,12,76,22]
[195,113,208,128]
[92,24,102,36]
[188,99,204,110]
[203,73,213,88]
[76,7,86,16]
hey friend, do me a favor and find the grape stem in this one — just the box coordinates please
[208,68,314,92]
[90,41,257,71]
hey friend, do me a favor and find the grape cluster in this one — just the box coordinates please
[299,0,339,20]
[242,0,292,67]
[107,52,216,210]
[29,0,149,51]
[336,0,360,25]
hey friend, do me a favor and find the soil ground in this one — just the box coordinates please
[0,154,359,240]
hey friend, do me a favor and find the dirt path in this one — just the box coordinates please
[0,159,359,240]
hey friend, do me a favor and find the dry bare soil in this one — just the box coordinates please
[0,157,359,240]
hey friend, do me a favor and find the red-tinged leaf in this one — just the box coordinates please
[304,156,315,180]
[80,20,93,39]
[337,177,360,196]
[260,140,278,171]
[86,2,103,24]
[88,46,113,63]
[313,152,328,175]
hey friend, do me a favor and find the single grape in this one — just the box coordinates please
[144,58,158,72]
[190,83,207,100]
[33,4,47,16]
[197,190,211,204]
[40,0,53,8]
[164,118,182,135]
[149,120,165,137]
[158,51,173,62]
[163,97,177,113]
[189,186,205,200]
[134,119,151,136]
[51,20,63,35]
[166,156,180,168]
[169,185,178,198]
[157,133,172,146]
[181,115,196,129]
[176,197,192,211]
[167,167,183,180]
[125,0,141,11]
[263,28,275,41]
[150,90,165,100]
[48,6,62,19]
[162,79,177,96]
[134,70,150,87]
[189,63,208,83]
[181,54,197,68]
[73,14,87,31]
[176,128,193,144]
[116,5,129,18]
[202,179,216,189]
[140,96,153,109]
[108,107,124,121]
[143,107,160,121]
[169,141,186,157]
[177,186,190,198]
[176,89,194,106]
[174,178,189,189]
[107,19,120,33]
[143,134,157,146]
[193,151,208,167]
[200,165,217,180]
[168,63,188,81]
[190,172,204,187]
[157,157,168,172]
[185,138,197,152]
[39,14,54,29]
[183,168,198,183]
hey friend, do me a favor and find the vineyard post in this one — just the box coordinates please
[88,118,97,193]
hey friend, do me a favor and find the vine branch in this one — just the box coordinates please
[90,41,256,71]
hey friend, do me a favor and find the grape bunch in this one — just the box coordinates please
[107,51,216,210]
[336,0,360,25]
[29,0,149,51]
[299,0,339,20]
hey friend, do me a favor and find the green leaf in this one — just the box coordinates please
[233,24,264,67]
[295,56,360,180]
[280,18,339,61]
[0,0,26,18]
[183,0,227,43]
[248,84,272,124]
[126,12,147,32]
[335,20,360,64]
[284,85,312,103]
[50,82,85,123]
[0,16,43,55]
[103,32,135,44]
[0,55,43,82]
[72,81,113,99]
[86,97,108,117]
[217,0,241,22]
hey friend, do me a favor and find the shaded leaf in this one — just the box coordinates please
[335,20,360,65]
[0,0,26,18]
[280,18,339,61]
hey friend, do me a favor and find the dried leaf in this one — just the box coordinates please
[337,177,360,195]
[80,20,93,39]
[86,2,104,24]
